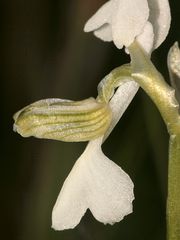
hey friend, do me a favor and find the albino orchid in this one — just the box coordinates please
[13,0,172,233]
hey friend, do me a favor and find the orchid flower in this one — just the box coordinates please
[13,71,138,230]
[13,0,171,232]
[84,0,171,53]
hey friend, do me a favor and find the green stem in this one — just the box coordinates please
[128,42,180,136]
[128,41,180,240]
[167,135,180,240]
[98,41,180,240]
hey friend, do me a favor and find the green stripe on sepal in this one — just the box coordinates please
[13,98,112,142]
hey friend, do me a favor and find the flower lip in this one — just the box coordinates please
[52,137,134,230]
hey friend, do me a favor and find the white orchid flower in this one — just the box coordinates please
[13,68,138,230]
[84,0,171,53]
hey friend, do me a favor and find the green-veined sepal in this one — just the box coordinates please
[13,98,112,142]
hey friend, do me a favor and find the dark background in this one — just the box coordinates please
[1,1,180,240]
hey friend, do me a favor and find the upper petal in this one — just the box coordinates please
[52,137,134,230]
[148,0,171,49]
[111,0,149,48]
[94,23,113,42]
[84,1,113,32]
[136,21,154,54]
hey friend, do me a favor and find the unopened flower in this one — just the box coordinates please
[168,42,180,104]
[84,0,171,53]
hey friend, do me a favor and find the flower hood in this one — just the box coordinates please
[84,0,171,53]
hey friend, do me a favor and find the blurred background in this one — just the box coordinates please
[1,0,180,239]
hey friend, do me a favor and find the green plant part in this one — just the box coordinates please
[129,41,180,240]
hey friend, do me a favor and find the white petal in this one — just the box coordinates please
[136,21,154,54]
[148,0,171,49]
[87,139,134,224]
[52,138,134,230]
[84,1,112,32]
[94,24,113,42]
[104,81,139,141]
[111,0,149,48]
[52,154,88,230]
